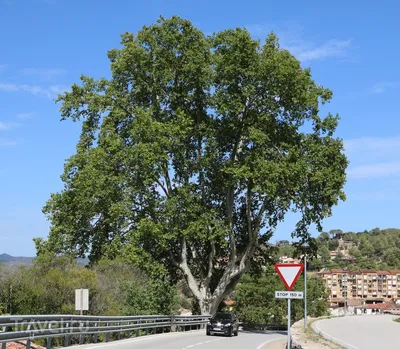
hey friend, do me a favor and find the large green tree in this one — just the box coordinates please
[37,16,347,314]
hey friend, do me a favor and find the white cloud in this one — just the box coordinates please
[289,39,352,62]
[20,68,67,80]
[370,82,400,94]
[16,112,35,120]
[345,136,400,179]
[344,136,400,154]
[348,162,400,179]
[0,121,21,131]
[246,23,352,63]
[0,82,68,98]
[0,139,17,147]
[0,83,19,92]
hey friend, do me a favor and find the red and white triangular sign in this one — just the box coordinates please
[274,264,304,291]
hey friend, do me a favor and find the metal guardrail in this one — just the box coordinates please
[0,314,211,349]
[239,323,287,331]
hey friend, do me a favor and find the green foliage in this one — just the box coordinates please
[313,228,400,270]
[233,266,329,324]
[328,239,339,251]
[0,257,181,316]
[38,15,347,312]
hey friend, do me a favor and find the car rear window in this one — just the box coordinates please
[213,314,232,321]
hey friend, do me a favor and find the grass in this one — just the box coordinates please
[393,317,400,323]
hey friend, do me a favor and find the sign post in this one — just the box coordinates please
[288,298,291,348]
[274,264,304,349]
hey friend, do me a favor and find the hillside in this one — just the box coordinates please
[277,228,400,271]
[0,254,34,265]
[0,254,89,266]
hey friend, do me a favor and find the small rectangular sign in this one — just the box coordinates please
[75,289,89,311]
[275,290,304,299]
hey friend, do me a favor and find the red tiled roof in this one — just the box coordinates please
[331,269,345,273]
[316,269,400,277]
[364,303,392,310]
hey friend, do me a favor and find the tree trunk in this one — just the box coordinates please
[198,294,220,315]
[187,270,247,315]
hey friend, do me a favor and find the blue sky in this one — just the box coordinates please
[1,0,400,256]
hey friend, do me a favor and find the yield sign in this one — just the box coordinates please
[274,264,304,291]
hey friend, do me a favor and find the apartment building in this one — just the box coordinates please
[317,269,400,304]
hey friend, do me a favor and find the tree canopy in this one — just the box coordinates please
[37,16,348,314]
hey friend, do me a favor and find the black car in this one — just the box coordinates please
[206,312,239,337]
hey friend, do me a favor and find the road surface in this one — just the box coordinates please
[68,330,286,349]
[312,315,400,349]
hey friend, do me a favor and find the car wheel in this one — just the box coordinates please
[234,329,238,336]
[227,328,233,337]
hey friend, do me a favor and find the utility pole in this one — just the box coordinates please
[301,242,309,329]
[304,252,307,328]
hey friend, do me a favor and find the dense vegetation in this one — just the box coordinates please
[37,15,347,314]
[277,228,400,270]
[0,254,183,316]
[0,255,328,328]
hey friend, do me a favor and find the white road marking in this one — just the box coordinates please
[315,320,360,349]
[255,337,285,349]
[181,337,225,349]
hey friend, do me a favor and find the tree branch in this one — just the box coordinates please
[178,237,202,300]
[162,162,173,193]
[204,225,216,289]
[155,178,169,197]
[197,137,206,205]
[238,197,268,271]
[246,181,253,238]
[225,104,248,266]
[226,187,236,263]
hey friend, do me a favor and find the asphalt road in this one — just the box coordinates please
[312,315,400,349]
[68,330,286,349]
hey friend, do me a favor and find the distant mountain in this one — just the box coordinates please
[0,253,89,266]
[0,253,34,265]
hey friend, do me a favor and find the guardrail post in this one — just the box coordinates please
[125,321,130,338]
[117,322,121,340]
[93,321,98,343]
[79,319,83,345]
[106,323,110,342]
[26,324,32,349]
[64,321,70,347]
[2,326,7,349]
[46,323,52,349]
[171,315,176,332]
